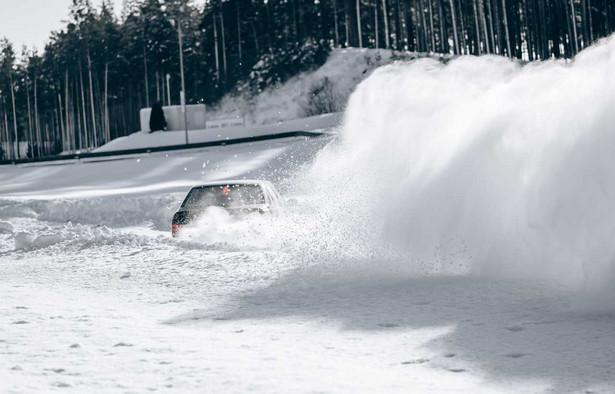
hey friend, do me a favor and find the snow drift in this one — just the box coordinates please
[295,35,615,292]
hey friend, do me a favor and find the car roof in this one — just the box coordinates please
[190,179,273,189]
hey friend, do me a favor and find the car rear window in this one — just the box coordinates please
[182,184,265,209]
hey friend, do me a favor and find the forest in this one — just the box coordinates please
[0,0,614,159]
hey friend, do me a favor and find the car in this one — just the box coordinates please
[171,180,282,236]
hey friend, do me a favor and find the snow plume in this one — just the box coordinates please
[298,35,615,294]
[177,207,278,250]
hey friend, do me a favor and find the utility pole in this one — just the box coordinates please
[177,15,189,145]
[166,73,171,106]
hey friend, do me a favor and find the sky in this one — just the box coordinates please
[0,0,122,53]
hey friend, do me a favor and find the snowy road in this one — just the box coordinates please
[1,135,614,393]
[2,223,614,393]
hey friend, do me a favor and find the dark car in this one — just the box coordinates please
[172,180,282,236]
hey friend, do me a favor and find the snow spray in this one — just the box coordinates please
[294,35,615,295]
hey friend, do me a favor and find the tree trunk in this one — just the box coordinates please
[58,92,66,152]
[605,0,610,39]
[35,71,41,156]
[65,71,71,152]
[457,0,467,53]
[521,0,532,59]
[428,0,436,51]
[26,76,33,156]
[44,123,49,156]
[220,11,228,84]
[1,102,8,159]
[79,66,89,149]
[333,0,340,46]
[569,0,579,54]
[419,0,428,51]
[533,0,543,58]
[500,0,512,56]
[75,74,82,150]
[375,1,379,48]
[75,83,79,148]
[486,0,496,53]
[87,49,97,146]
[104,63,109,144]
[492,0,502,54]
[213,15,221,84]
[406,0,416,51]
[587,0,593,42]
[3,97,11,159]
[449,0,460,54]
[580,0,587,47]
[563,0,573,56]
[438,0,447,52]
[357,0,363,47]
[237,2,243,66]
[291,0,299,38]
[155,71,160,102]
[345,7,351,46]
[9,73,18,159]
[473,0,482,54]
[382,0,390,47]
[395,0,404,49]
[251,22,260,57]
[479,0,491,52]
[142,45,150,108]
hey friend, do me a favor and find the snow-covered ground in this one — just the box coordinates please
[3,37,615,393]
[94,113,342,153]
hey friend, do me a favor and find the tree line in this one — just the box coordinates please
[1,0,614,160]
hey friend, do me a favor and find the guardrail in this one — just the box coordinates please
[0,130,324,166]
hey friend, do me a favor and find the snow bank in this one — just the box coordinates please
[209,48,446,125]
[0,220,13,233]
[293,35,615,295]
[0,195,180,231]
[14,223,151,251]
[14,231,64,250]
[14,231,35,250]
[32,195,179,230]
[94,113,341,153]
[0,201,37,218]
